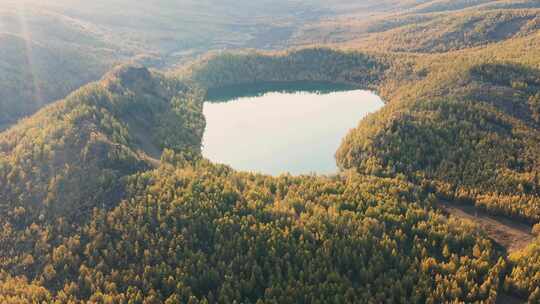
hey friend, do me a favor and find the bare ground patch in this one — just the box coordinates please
[438,201,534,253]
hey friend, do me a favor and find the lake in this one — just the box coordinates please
[202,83,384,175]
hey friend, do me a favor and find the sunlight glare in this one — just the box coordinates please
[14,1,43,106]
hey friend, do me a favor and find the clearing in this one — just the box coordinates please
[439,201,535,253]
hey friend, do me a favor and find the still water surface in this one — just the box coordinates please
[203,84,384,175]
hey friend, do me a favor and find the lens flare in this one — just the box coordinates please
[14,1,43,107]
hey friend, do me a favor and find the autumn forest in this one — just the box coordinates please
[1,1,540,303]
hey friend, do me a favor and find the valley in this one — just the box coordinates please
[1,0,540,303]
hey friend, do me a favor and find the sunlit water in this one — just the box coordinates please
[202,85,384,175]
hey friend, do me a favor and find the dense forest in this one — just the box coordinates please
[2,0,540,303]
[358,9,540,53]
[186,48,387,91]
[0,65,512,303]
[0,65,205,224]
[183,35,540,224]
[0,141,508,302]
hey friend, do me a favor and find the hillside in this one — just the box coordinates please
[0,4,125,128]
[2,0,540,302]
[6,0,535,129]
[0,65,205,224]
[0,33,115,128]
[336,34,540,224]
[177,26,540,300]
[182,35,540,226]
[0,149,507,302]
[293,1,540,51]
[357,9,540,53]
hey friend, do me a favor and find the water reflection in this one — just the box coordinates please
[205,82,356,102]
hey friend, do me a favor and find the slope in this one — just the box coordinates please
[336,34,540,223]
[0,152,508,303]
[0,65,205,224]
[0,52,513,303]
[293,1,540,52]
[182,31,540,225]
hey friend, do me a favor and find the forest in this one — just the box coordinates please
[1,0,540,303]
[0,121,509,303]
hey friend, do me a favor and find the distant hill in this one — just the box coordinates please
[3,0,536,130]
[348,8,540,52]
[0,3,125,128]
[4,0,532,129]
[0,33,115,127]
[292,0,540,50]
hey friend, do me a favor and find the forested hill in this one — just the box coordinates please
[0,65,205,224]
[182,31,540,226]
[186,48,387,90]
[336,34,540,224]
[0,125,507,302]
[0,54,516,303]
[176,30,540,300]
[2,0,538,130]
[0,44,537,302]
